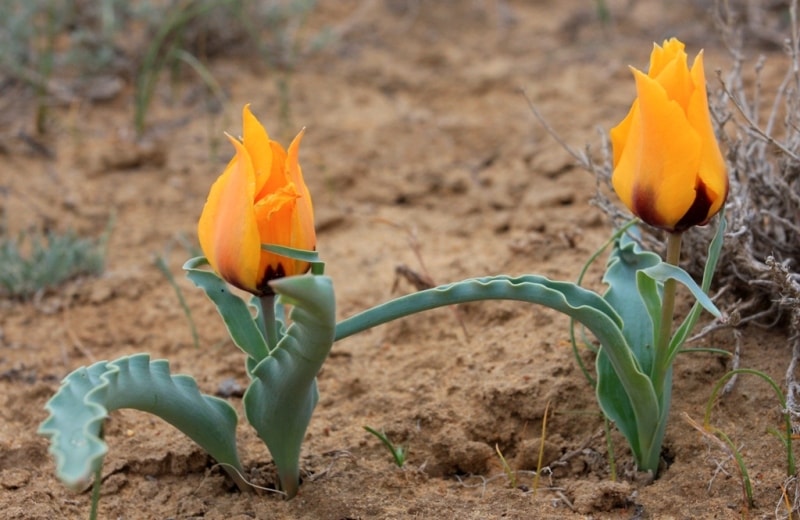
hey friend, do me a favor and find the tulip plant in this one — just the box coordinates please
[40,38,726,504]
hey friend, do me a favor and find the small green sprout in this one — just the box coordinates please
[364,426,406,468]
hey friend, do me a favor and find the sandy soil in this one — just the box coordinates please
[1,1,797,518]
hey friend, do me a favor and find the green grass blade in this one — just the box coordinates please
[705,368,795,475]
[154,254,199,349]
[364,426,406,467]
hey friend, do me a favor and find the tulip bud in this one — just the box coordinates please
[611,38,728,232]
[198,105,316,295]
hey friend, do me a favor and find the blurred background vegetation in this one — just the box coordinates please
[0,0,329,138]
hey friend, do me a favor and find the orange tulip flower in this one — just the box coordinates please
[611,38,727,232]
[198,105,315,295]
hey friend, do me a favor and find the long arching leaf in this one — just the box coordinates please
[334,275,660,468]
[38,354,245,491]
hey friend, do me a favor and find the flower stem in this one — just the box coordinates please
[259,294,279,352]
[652,232,683,398]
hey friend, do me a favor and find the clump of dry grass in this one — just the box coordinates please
[699,0,800,336]
[692,0,800,418]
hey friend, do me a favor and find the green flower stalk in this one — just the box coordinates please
[606,37,729,471]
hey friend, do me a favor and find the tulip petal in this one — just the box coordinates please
[652,50,692,110]
[243,105,274,197]
[611,103,636,175]
[286,129,309,200]
[629,69,702,229]
[198,135,262,293]
[688,52,728,220]
[252,128,315,288]
[611,100,642,213]
[255,141,291,202]
[648,39,685,79]
[286,129,316,254]
[254,186,301,289]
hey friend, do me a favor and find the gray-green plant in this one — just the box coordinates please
[153,235,203,349]
[132,0,227,136]
[0,229,106,300]
[153,254,199,349]
[130,0,332,136]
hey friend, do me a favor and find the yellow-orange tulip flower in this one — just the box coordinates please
[611,38,727,232]
[198,105,315,295]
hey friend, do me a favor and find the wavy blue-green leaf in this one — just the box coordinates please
[244,275,336,499]
[334,275,661,470]
[184,256,269,363]
[602,232,661,373]
[594,232,664,469]
[38,354,245,491]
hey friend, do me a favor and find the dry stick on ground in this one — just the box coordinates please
[722,329,743,395]
[195,464,286,497]
[305,450,357,483]
[548,427,605,474]
[377,218,470,339]
[707,451,734,492]
[777,475,800,519]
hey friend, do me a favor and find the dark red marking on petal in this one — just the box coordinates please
[632,186,668,230]
[258,263,287,295]
[675,179,713,232]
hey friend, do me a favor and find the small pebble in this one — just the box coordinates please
[217,378,244,398]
